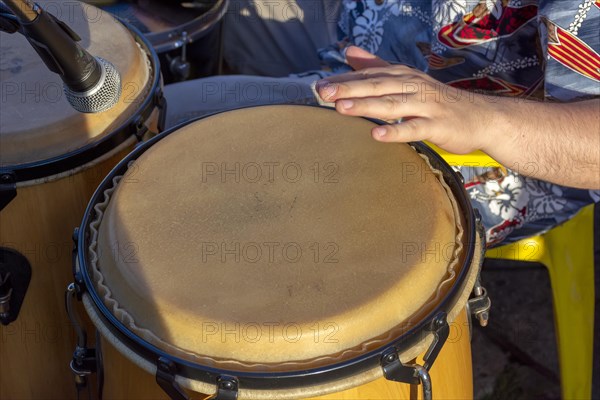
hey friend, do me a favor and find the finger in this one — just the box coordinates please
[344,46,391,70]
[321,75,422,102]
[315,63,417,100]
[335,94,428,122]
[320,64,415,85]
[371,118,431,143]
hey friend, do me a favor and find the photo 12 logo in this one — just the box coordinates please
[200,321,340,344]
[200,161,340,184]
[199,241,340,264]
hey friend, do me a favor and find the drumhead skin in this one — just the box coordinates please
[88,105,466,371]
[0,0,151,166]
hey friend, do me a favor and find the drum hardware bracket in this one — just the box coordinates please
[156,90,168,133]
[381,312,447,400]
[156,357,240,400]
[422,312,450,370]
[133,115,150,142]
[0,171,17,211]
[168,31,191,81]
[66,283,102,396]
[381,352,433,400]
[156,357,192,400]
[69,346,97,389]
[468,280,491,327]
[212,375,239,400]
[469,208,491,327]
[0,247,32,325]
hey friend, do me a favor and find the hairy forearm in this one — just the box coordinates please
[487,98,600,189]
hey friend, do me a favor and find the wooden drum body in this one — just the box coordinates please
[0,1,162,398]
[96,309,473,399]
[76,105,485,400]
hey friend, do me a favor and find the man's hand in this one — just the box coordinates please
[315,46,600,189]
[316,46,501,155]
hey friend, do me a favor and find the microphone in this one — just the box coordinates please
[2,0,121,113]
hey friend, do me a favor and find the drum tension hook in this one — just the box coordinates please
[0,247,32,325]
[0,171,17,211]
[381,312,448,400]
[71,228,85,300]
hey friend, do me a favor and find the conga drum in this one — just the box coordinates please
[74,105,488,399]
[0,1,162,398]
[85,0,229,82]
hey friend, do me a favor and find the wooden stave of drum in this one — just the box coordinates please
[0,1,162,398]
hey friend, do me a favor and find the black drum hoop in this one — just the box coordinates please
[146,0,229,53]
[0,17,163,183]
[75,104,479,391]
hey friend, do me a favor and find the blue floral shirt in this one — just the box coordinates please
[319,0,600,101]
[317,0,599,245]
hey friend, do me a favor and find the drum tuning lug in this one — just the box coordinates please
[381,349,433,400]
[0,171,17,211]
[156,357,191,400]
[468,280,491,327]
[0,247,32,325]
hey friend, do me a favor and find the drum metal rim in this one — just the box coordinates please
[75,104,479,391]
[146,0,228,53]
[0,18,162,183]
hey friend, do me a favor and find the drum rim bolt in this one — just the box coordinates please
[220,381,234,390]
[432,314,447,330]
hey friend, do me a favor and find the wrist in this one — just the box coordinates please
[478,95,521,160]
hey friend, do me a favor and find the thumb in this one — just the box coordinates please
[344,46,390,70]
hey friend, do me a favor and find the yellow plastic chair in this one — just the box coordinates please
[429,143,596,400]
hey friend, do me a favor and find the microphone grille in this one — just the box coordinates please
[64,57,122,113]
